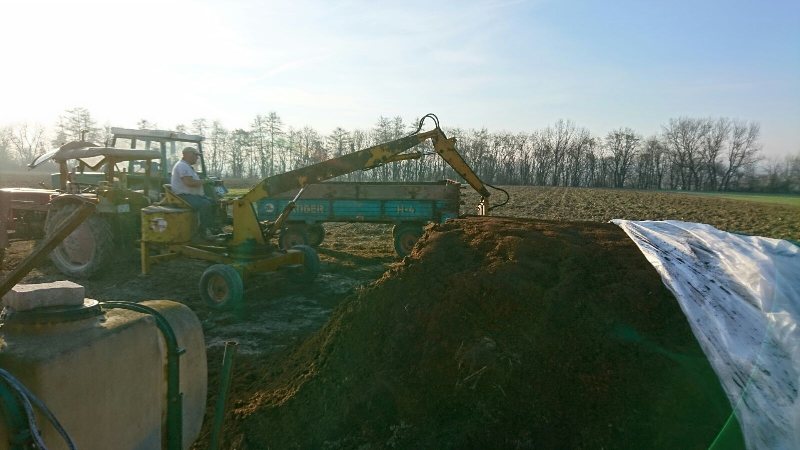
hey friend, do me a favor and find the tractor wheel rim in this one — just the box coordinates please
[207,275,230,303]
[400,234,417,253]
[286,232,304,247]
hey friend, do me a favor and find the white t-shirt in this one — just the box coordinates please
[171,160,204,195]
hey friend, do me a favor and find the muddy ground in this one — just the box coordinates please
[1,179,791,448]
[224,216,741,449]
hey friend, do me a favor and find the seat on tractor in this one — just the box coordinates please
[161,184,193,209]
[141,185,197,245]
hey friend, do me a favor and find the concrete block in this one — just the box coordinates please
[2,281,85,311]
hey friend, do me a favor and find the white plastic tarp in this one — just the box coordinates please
[612,220,800,450]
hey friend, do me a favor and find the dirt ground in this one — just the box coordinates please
[1,178,787,448]
[218,216,742,449]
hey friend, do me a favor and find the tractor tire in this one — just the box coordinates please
[288,245,320,284]
[278,224,308,250]
[392,223,424,257]
[199,264,244,310]
[45,204,114,279]
[306,224,326,247]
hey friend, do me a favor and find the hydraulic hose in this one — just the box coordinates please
[0,369,77,450]
[485,183,510,211]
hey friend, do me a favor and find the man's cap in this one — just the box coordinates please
[182,146,200,154]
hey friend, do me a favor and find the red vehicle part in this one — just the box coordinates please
[0,188,57,260]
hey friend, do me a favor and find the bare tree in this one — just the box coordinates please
[264,112,284,176]
[464,128,490,183]
[228,129,250,178]
[762,157,789,192]
[700,118,730,190]
[251,115,269,177]
[584,148,601,187]
[345,129,368,182]
[372,116,393,181]
[285,128,302,171]
[442,127,468,182]
[9,123,47,165]
[299,126,325,166]
[0,127,13,166]
[391,116,406,180]
[191,118,208,137]
[488,132,522,185]
[52,107,100,146]
[97,124,114,147]
[207,121,228,176]
[530,130,549,185]
[525,120,585,186]
[787,152,800,193]
[477,131,499,183]
[137,119,157,130]
[326,127,351,158]
[564,128,593,187]
[720,120,761,191]
[635,137,668,189]
[763,153,800,193]
[542,120,578,186]
[606,128,640,188]
[662,117,709,190]
[597,154,616,187]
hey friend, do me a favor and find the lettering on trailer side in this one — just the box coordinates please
[396,204,416,214]
[296,203,326,214]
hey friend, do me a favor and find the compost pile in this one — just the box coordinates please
[228,216,736,449]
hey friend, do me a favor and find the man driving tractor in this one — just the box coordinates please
[171,146,213,238]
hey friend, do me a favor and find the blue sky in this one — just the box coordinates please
[1,0,797,157]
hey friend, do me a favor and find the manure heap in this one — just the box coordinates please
[235,216,741,449]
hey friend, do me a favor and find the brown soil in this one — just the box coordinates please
[221,216,740,449]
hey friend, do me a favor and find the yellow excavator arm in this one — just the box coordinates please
[231,114,490,245]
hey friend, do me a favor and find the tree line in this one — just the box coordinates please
[1,107,798,193]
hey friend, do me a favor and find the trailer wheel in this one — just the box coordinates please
[289,245,320,283]
[306,224,326,247]
[200,264,243,310]
[278,224,308,250]
[392,223,424,257]
[45,203,114,278]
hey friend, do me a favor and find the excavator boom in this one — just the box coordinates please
[231,114,490,245]
[240,133,433,204]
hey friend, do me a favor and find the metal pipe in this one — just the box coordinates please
[209,340,238,450]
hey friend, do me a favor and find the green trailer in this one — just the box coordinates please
[256,180,464,256]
